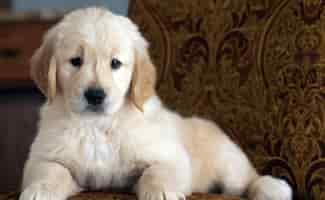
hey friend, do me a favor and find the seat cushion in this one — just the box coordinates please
[0,192,243,200]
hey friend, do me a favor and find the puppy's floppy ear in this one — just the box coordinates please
[130,38,157,111]
[30,31,57,102]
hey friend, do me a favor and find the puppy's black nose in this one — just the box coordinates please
[84,88,106,106]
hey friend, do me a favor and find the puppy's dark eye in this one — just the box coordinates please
[111,58,122,70]
[70,57,83,68]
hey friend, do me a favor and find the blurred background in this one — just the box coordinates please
[12,0,129,15]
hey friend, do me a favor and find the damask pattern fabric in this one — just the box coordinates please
[128,0,325,199]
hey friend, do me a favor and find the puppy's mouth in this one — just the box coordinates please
[85,104,105,113]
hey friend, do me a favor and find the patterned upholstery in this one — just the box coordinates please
[128,0,325,199]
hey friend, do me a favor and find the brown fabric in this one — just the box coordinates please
[128,0,325,199]
[0,192,242,200]
[0,89,44,192]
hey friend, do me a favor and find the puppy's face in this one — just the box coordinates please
[31,8,156,116]
[55,29,134,115]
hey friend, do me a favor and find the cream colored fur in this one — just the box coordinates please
[20,7,292,200]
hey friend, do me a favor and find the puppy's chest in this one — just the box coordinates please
[65,127,144,190]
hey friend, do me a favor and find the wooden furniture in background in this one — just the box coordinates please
[0,13,57,192]
[0,20,53,88]
[0,12,61,89]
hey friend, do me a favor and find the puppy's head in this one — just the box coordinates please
[31,7,156,115]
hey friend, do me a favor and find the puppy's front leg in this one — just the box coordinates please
[136,163,191,200]
[20,159,81,200]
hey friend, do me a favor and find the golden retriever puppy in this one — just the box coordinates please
[20,7,292,200]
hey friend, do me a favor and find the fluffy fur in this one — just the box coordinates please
[20,7,292,200]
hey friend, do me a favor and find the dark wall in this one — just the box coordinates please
[0,0,11,9]
[0,89,44,192]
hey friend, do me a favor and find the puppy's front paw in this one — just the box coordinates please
[20,183,63,200]
[249,176,292,200]
[137,184,185,200]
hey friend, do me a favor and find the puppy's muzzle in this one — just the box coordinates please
[84,87,106,107]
